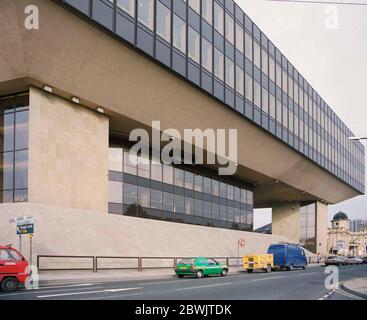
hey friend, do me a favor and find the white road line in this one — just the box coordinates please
[298,272,317,276]
[37,287,142,299]
[82,292,143,300]
[139,279,195,286]
[35,283,93,290]
[175,282,232,291]
[251,276,285,282]
[0,286,104,297]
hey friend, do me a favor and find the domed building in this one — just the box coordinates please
[327,212,367,256]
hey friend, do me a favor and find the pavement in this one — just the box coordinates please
[0,264,365,300]
[37,264,322,286]
[342,276,367,299]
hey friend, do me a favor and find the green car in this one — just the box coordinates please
[175,257,229,278]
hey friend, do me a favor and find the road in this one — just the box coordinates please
[0,265,365,300]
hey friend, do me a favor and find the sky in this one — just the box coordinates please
[233,0,367,228]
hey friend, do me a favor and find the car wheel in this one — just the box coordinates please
[0,278,18,292]
[287,264,293,271]
[221,269,228,277]
[247,269,253,273]
[196,270,204,279]
[265,265,272,273]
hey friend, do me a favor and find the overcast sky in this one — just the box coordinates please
[234,0,367,228]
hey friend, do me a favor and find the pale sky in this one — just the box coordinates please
[233,0,367,228]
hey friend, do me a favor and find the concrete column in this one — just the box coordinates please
[272,202,300,243]
[315,201,328,256]
[28,87,109,212]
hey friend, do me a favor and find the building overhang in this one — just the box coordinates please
[0,0,363,207]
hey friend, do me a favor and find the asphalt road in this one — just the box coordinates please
[0,265,365,300]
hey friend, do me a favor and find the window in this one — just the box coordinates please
[203,177,211,194]
[174,168,184,187]
[262,87,268,114]
[109,181,122,203]
[225,13,234,44]
[138,155,150,178]
[185,197,193,215]
[156,1,170,42]
[173,15,186,53]
[184,171,194,190]
[276,64,281,88]
[269,57,275,82]
[151,158,162,181]
[151,189,162,209]
[245,32,252,61]
[163,164,173,184]
[194,198,202,216]
[138,186,150,208]
[188,27,200,64]
[124,150,137,175]
[189,0,200,13]
[219,182,227,198]
[202,0,212,24]
[0,94,29,203]
[214,1,223,34]
[174,194,185,213]
[254,42,261,69]
[282,69,288,93]
[269,93,276,119]
[194,175,203,192]
[245,73,253,101]
[225,57,234,88]
[109,148,123,172]
[212,179,219,196]
[138,0,154,30]
[123,183,137,205]
[254,81,261,107]
[214,48,224,80]
[202,37,212,72]
[162,192,173,211]
[236,66,244,96]
[227,185,234,200]
[235,23,243,53]
[117,0,135,17]
[261,49,268,75]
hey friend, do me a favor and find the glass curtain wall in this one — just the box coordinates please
[108,143,254,231]
[0,93,29,203]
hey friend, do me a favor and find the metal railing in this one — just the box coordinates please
[37,255,95,272]
[37,255,240,272]
[37,255,324,272]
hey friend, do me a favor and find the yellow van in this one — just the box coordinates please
[243,254,274,273]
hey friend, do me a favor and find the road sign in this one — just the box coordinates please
[238,239,245,247]
[15,216,34,235]
[16,224,34,235]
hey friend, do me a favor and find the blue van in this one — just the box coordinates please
[267,244,307,271]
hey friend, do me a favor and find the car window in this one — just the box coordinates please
[179,258,195,265]
[207,259,217,266]
[0,249,22,262]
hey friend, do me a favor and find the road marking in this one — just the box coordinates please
[37,287,142,299]
[175,282,232,291]
[0,286,104,297]
[34,283,93,290]
[251,276,285,282]
[318,290,335,300]
[82,292,143,300]
[298,272,317,276]
[139,279,195,286]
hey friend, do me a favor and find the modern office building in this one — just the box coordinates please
[0,0,365,260]
[350,219,367,233]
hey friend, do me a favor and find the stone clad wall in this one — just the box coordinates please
[0,203,289,269]
[28,87,109,213]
